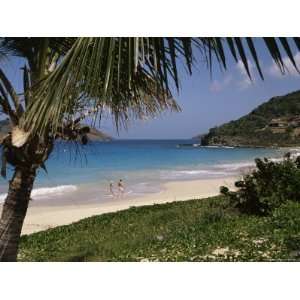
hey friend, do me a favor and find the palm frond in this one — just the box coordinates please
[246,38,264,79]
[0,38,75,58]
[22,38,182,135]
[19,37,300,136]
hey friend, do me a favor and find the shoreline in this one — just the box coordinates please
[2,176,238,235]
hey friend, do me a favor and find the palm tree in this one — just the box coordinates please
[0,37,299,261]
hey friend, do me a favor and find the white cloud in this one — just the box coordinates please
[268,52,300,77]
[208,54,299,92]
[209,60,256,92]
[209,74,233,92]
[236,59,255,90]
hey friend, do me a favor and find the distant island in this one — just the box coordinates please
[195,90,300,147]
[86,127,113,142]
[0,119,113,142]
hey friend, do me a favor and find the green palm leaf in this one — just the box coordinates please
[16,37,300,136]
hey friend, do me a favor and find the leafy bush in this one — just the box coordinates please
[220,154,300,215]
[272,202,300,255]
[272,201,300,230]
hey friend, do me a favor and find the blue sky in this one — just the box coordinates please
[109,68,300,139]
[2,39,300,139]
[104,40,300,139]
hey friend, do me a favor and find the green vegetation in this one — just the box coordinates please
[19,155,300,262]
[2,38,300,261]
[201,90,300,147]
[221,154,300,215]
[19,195,300,262]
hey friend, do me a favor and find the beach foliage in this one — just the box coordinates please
[221,154,300,215]
[18,196,300,262]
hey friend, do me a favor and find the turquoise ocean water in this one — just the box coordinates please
[0,140,286,204]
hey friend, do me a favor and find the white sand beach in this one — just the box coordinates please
[0,176,238,235]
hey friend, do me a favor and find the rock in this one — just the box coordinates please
[289,250,300,258]
[212,247,229,256]
[140,258,150,262]
[156,235,164,241]
[253,238,268,245]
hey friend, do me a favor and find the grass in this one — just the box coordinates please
[18,196,300,262]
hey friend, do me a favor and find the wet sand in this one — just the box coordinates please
[8,176,238,235]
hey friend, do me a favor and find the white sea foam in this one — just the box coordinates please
[160,169,229,180]
[0,185,77,203]
[215,161,255,171]
[289,149,300,158]
[159,160,259,181]
[176,170,213,175]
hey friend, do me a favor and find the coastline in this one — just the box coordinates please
[0,176,238,235]
[0,145,294,236]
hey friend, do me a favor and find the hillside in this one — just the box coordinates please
[0,119,113,142]
[199,90,300,147]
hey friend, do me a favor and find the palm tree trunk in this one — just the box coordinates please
[0,166,36,261]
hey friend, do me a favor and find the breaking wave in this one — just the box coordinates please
[0,185,78,203]
[159,160,258,181]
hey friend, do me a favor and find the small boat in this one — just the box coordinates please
[177,143,193,147]
[203,145,220,148]
[177,143,202,148]
[222,146,235,149]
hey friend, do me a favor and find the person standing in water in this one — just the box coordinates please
[118,179,125,198]
[109,181,115,197]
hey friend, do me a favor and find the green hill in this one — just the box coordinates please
[200,90,300,147]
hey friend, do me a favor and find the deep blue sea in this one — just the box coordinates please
[0,140,288,203]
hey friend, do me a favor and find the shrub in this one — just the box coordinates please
[272,201,300,230]
[220,154,300,215]
[272,202,300,254]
